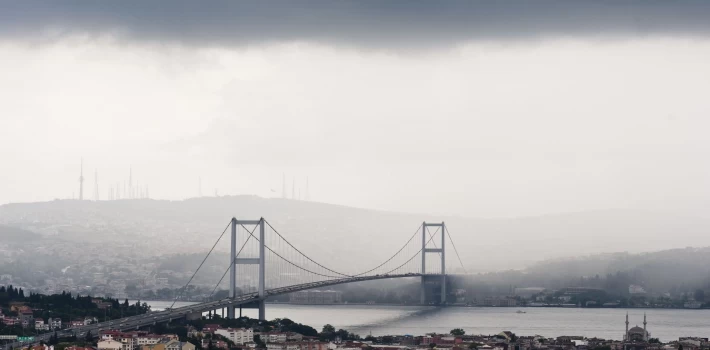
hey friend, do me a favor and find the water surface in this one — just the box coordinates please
[143,301,710,342]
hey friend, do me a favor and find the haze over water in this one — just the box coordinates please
[147,302,710,342]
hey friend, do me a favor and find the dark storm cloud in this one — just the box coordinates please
[1,0,710,48]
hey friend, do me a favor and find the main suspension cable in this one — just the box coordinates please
[352,223,423,277]
[264,220,353,277]
[382,227,440,275]
[242,223,346,279]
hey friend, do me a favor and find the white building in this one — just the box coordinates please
[214,328,254,345]
[35,319,50,331]
[136,335,163,347]
[98,340,123,350]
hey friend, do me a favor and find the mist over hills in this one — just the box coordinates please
[1,196,710,273]
[462,247,710,297]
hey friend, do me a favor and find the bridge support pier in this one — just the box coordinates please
[229,218,267,320]
[421,222,447,305]
[258,300,265,321]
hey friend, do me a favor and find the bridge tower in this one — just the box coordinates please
[228,218,267,320]
[421,222,446,304]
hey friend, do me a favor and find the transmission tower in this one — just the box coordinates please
[282,173,286,199]
[305,177,310,201]
[78,158,84,200]
[94,169,99,201]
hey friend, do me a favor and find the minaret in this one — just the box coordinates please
[625,312,629,341]
[78,158,84,200]
[643,313,647,341]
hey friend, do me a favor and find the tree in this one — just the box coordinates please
[85,330,93,342]
[49,331,58,345]
[678,344,683,350]
[450,328,465,336]
[322,324,335,334]
[648,338,660,344]
[429,343,437,348]
[254,335,265,348]
[335,329,351,341]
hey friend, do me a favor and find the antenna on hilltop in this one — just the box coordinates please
[305,176,310,201]
[282,173,286,199]
[78,158,84,200]
[94,169,99,201]
[129,167,133,199]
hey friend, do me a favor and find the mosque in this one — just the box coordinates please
[624,313,650,342]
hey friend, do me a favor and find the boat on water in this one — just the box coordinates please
[516,310,526,314]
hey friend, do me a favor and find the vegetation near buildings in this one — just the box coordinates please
[450,328,466,336]
[0,285,150,336]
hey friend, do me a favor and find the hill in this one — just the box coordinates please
[2,196,710,274]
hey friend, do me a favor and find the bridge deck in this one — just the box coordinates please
[1,273,438,350]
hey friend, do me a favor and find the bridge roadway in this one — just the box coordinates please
[0,273,431,350]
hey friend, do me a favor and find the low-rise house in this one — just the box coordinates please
[19,310,34,327]
[98,340,123,350]
[50,318,62,329]
[201,340,229,350]
[35,319,50,331]
[215,328,254,345]
[2,316,20,326]
[202,324,220,334]
[267,343,301,350]
[136,334,164,347]
[143,340,195,350]
[66,346,96,350]
[264,333,287,343]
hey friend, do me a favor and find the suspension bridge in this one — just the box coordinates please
[1,218,466,350]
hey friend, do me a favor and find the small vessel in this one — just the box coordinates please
[516,310,526,314]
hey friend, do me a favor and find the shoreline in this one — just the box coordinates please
[139,300,710,311]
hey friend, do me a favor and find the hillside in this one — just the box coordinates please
[2,196,710,274]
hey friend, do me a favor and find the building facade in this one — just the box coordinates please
[215,328,254,345]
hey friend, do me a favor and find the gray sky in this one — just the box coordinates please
[1,0,710,218]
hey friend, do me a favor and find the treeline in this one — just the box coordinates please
[1,285,150,324]
[0,285,26,302]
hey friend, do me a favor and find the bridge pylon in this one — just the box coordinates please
[228,218,266,320]
[421,222,446,304]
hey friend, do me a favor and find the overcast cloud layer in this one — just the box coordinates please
[1,1,710,219]
[2,0,710,48]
